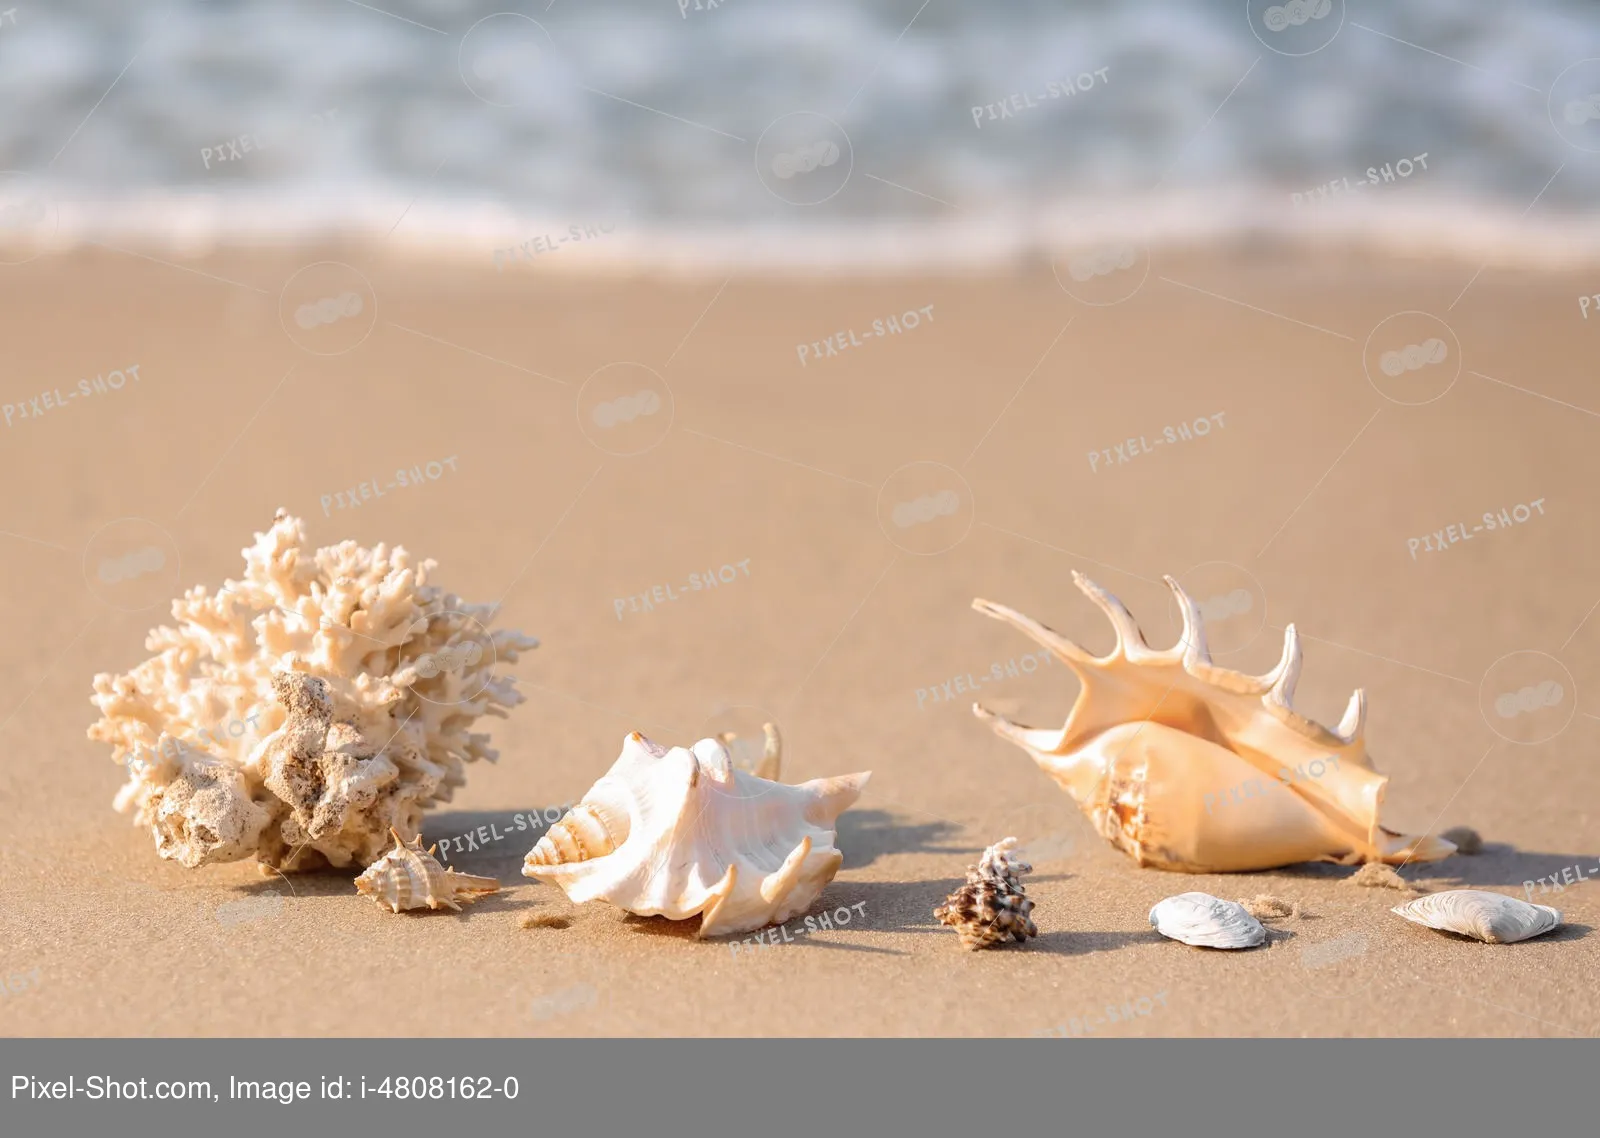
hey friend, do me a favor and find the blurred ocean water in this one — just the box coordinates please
[2,0,1599,264]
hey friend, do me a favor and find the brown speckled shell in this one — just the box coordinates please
[935,837,1038,951]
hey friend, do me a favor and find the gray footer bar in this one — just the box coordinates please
[2,1038,1592,1137]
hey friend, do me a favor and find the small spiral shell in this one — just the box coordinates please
[355,829,500,913]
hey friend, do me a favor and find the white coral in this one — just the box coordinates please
[88,510,539,872]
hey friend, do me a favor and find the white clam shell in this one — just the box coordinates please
[523,732,869,938]
[1391,890,1563,944]
[1149,891,1267,949]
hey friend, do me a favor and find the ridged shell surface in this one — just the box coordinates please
[1391,890,1563,944]
[971,572,1458,873]
[1149,892,1266,949]
[355,829,500,913]
[523,732,869,938]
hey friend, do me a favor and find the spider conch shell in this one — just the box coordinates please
[971,572,1457,873]
[355,828,501,913]
[522,731,869,938]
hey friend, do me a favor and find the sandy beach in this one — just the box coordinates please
[1,240,1597,1037]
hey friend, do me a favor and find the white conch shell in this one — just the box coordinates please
[1149,892,1266,949]
[971,572,1458,873]
[715,722,782,781]
[1391,890,1563,944]
[522,732,869,938]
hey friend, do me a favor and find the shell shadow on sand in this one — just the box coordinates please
[607,877,968,955]
[1026,929,1156,957]
[835,808,969,868]
[1402,844,1600,895]
[421,809,558,873]
[426,804,971,876]
[1261,844,1600,902]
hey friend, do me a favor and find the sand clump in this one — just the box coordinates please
[1348,862,1416,891]
[1236,894,1302,920]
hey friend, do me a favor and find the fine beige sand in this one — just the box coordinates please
[2,240,1597,1036]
